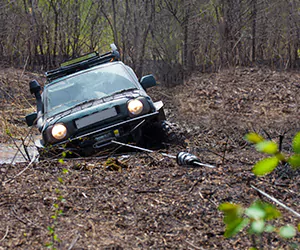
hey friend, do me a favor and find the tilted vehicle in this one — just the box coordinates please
[25,44,175,156]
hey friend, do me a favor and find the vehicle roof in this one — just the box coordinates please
[46,45,120,82]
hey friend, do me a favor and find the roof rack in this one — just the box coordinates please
[46,44,120,82]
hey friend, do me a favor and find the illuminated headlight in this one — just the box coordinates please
[51,123,67,140]
[128,99,143,115]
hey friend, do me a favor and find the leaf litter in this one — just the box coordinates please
[0,66,299,249]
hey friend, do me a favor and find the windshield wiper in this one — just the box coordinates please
[69,98,100,110]
[47,98,99,116]
[106,88,138,97]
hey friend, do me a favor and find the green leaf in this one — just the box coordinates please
[53,234,61,242]
[245,133,264,144]
[288,154,300,169]
[5,128,12,137]
[252,157,279,176]
[279,225,296,238]
[62,168,69,174]
[250,220,265,234]
[245,206,265,220]
[264,225,275,233]
[298,223,300,232]
[58,158,64,164]
[292,132,300,153]
[45,242,53,248]
[219,203,243,223]
[224,218,250,238]
[51,215,57,219]
[260,204,281,220]
[58,177,63,184]
[47,226,54,234]
[62,151,67,158]
[247,200,281,220]
[219,203,250,238]
[275,152,285,161]
[255,141,278,154]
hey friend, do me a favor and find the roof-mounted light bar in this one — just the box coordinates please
[46,44,120,82]
[60,52,98,67]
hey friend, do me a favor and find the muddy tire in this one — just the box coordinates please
[160,121,186,146]
[142,120,186,148]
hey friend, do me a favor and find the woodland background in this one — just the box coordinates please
[1,0,300,84]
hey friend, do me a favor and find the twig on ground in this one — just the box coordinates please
[188,180,199,193]
[251,185,300,218]
[68,233,80,250]
[3,153,37,184]
[221,138,229,166]
[0,226,9,242]
[7,133,29,163]
[185,240,205,250]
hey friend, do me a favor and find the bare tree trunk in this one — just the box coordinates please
[252,0,257,62]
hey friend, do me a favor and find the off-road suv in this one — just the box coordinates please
[25,44,173,156]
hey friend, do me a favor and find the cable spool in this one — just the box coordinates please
[177,152,199,166]
[111,140,215,168]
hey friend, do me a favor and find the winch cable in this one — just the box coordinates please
[111,140,215,168]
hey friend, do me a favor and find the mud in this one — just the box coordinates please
[0,67,299,249]
[0,142,38,164]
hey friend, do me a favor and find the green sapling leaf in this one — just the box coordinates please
[279,225,296,238]
[288,154,300,169]
[250,220,265,234]
[62,168,69,174]
[247,200,281,220]
[47,226,54,234]
[58,158,64,164]
[45,242,53,248]
[245,205,265,220]
[292,132,300,153]
[219,203,243,223]
[224,218,250,238]
[5,129,12,136]
[255,141,278,154]
[252,157,279,176]
[264,225,275,233]
[245,133,264,144]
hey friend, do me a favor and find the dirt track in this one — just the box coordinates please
[0,67,299,249]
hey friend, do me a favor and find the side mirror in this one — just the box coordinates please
[29,80,41,94]
[25,112,37,127]
[140,75,156,89]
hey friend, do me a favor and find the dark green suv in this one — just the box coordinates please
[25,44,169,156]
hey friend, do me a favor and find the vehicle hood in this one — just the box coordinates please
[43,90,152,128]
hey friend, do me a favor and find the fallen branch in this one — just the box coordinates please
[0,226,9,242]
[251,185,300,218]
[68,233,80,250]
[3,152,37,184]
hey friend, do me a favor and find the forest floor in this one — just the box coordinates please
[0,67,299,249]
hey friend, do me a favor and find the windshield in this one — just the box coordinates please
[44,63,138,116]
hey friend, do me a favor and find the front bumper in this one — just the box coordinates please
[43,111,161,152]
